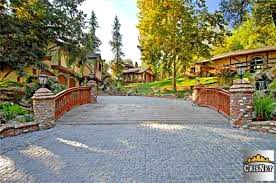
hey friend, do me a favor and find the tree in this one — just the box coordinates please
[0,0,87,78]
[0,0,52,77]
[252,0,276,26]
[51,0,87,67]
[109,16,124,81]
[214,0,276,55]
[137,0,225,91]
[213,17,276,55]
[219,0,276,27]
[88,10,101,53]
[219,0,251,28]
[124,59,134,67]
[78,11,102,76]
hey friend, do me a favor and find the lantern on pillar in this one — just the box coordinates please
[38,74,48,87]
[237,64,245,79]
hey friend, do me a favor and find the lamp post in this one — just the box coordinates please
[237,63,245,79]
[38,74,48,87]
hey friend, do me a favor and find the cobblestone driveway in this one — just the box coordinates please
[1,96,275,183]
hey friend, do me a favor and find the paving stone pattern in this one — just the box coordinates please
[1,96,275,183]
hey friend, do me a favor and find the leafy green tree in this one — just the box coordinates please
[219,0,251,28]
[138,0,225,91]
[0,0,87,79]
[0,0,51,77]
[51,0,87,67]
[252,0,276,26]
[219,0,276,27]
[109,16,124,81]
[213,17,276,55]
[124,59,134,67]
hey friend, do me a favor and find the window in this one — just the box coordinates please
[250,57,264,73]
[191,67,196,73]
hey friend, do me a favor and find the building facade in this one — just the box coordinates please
[189,46,276,76]
[0,42,104,88]
[122,63,154,83]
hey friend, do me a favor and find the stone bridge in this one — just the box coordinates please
[1,96,275,182]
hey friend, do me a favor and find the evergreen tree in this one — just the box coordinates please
[109,16,124,81]
[88,10,101,53]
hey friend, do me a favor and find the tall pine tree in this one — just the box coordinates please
[109,16,124,81]
[88,10,101,53]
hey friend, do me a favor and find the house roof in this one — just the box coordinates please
[197,46,276,63]
[87,52,101,60]
[123,67,153,75]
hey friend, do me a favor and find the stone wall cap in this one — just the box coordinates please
[32,88,54,99]
[0,122,38,133]
[229,79,254,93]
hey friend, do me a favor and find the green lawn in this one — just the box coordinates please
[124,77,218,95]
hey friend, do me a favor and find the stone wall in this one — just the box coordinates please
[0,88,24,102]
[0,122,39,138]
[242,121,276,134]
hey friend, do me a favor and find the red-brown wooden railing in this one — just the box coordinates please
[55,87,91,119]
[194,87,230,117]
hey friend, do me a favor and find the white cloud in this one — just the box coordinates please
[80,0,140,64]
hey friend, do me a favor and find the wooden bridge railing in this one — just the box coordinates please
[193,87,230,117]
[55,87,92,119]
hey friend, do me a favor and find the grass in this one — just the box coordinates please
[124,77,218,96]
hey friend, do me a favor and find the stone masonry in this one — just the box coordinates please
[229,79,254,127]
[1,96,275,183]
[32,88,56,130]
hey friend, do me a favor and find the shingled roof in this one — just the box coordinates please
[197,46,276,63]
[123,67,153,75]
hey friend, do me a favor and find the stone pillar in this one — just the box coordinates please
[87,80,97,103]
[229,79,255,127]
[32,88,55,130]
[192,84,204,102]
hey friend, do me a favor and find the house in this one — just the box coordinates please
[85,52,103,83]
[189,46,276,76]
[122,62,154,83]
[0,41,104,88]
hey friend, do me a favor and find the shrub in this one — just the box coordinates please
[25,82,41,101]
[253,92,276,120]
[216,69,235,86]
[0,80,22,88]
[46,77,66,94]
[269,79,276,90]
[24,77,66,101]
[0,103,28,121]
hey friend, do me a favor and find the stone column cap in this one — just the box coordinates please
[229,79,254,93]
[32,88,54,99]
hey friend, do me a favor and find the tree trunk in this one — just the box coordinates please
[172,59,177,92]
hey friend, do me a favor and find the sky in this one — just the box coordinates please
[80,0,220,65]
